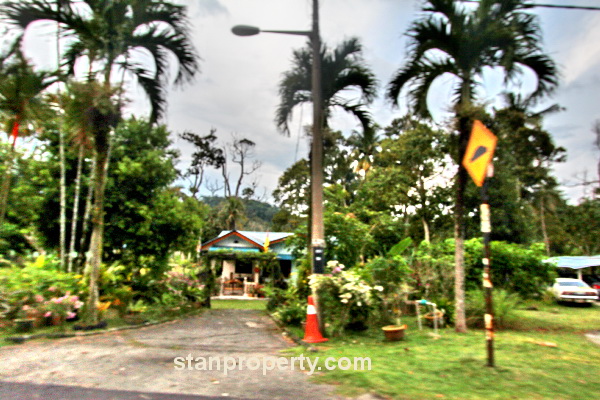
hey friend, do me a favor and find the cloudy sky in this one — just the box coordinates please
[12,0,600,203]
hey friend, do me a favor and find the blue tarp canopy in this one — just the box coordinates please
[544,256,600,269]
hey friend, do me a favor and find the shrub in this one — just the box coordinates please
[0,255,83,319]
[408,239,556,301]
[411,240,455,301]
[465,240,556,298]
[273,299,306,327]
[465,289,521,329]
[266,286,307,327]
[366,256,412,295]
[309,262,383,335]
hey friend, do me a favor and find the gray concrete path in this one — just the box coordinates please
[0,309,345,400]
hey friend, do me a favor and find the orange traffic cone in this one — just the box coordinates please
[303,296,328,343]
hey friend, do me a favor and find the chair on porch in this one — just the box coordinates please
[222,278,244,296]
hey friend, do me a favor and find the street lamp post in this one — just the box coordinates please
[232,0,325,276]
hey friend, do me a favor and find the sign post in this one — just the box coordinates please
[462,120,497,368]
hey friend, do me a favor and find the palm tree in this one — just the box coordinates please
[3,0,200,323]
[0,43,58,224]
[276,37,377,135]
[386,0,558,332]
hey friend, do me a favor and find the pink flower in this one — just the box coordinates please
[66,312,76,319]
[21,305,30,311]
[44,311,52,317]
[35,294,44,303]
[48,286,57,292]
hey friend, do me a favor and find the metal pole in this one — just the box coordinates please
[481,164,495,367]
[310,0,325,267]
[309,0,327,336]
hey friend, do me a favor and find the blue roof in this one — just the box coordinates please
[544,256,600,269]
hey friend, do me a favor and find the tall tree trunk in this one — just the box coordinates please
[56,0,67,271]
[68,144,85,272]
[422,217,430,243]
[85,98,113,324]
[454,116,470,333]
[86,142,109,324]
[59,127,67,271]
[78,155,95,272]
[539,195,551,256]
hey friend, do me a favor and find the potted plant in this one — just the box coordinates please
[381,292,407,341]
[368,238,414,341]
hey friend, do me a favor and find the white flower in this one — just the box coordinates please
[374,285,384,292]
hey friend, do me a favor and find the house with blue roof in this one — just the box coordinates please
[201,230,295,296]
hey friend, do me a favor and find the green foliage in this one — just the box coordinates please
[365,256,412,296]
[0,44,56,136]
[465,289,522,329]
[0,223,33,257]
[267,286,306,327]
[284,301,600,400]
[272,159,309,219]
[292,257,312,300]
[202,196,278,233]
[276,37,376,135]
[324,211,373,267]
[412,240,456,301]
[0,255,83,319]
[98,118,205,279]
[409,238,554,301]
[387,237,413,258]
[561,198,600,255]
[464,239,556,298]
[0,143,53,256]
[310,262,383,335]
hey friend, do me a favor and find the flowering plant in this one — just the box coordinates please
[43,293,84,320]
[309,261,383,335]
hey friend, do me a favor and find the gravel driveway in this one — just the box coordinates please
[0,309,344,400]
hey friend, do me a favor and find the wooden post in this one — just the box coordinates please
[481,164,495,367]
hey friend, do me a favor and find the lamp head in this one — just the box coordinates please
[232,25,260,36]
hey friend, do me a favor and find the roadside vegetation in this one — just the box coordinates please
[283,301,600,400]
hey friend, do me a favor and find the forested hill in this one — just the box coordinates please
[201,196,279,230]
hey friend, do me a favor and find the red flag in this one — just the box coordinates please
[11,120,19,148]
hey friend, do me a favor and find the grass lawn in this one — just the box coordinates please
[211,299,267,310]
[283,301,600,400]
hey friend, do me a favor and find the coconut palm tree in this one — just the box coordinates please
[276,37,377,135]
[2,0,199,122]
[0,43,58,224]
[386,0,558,332]
[2,0,200,323]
